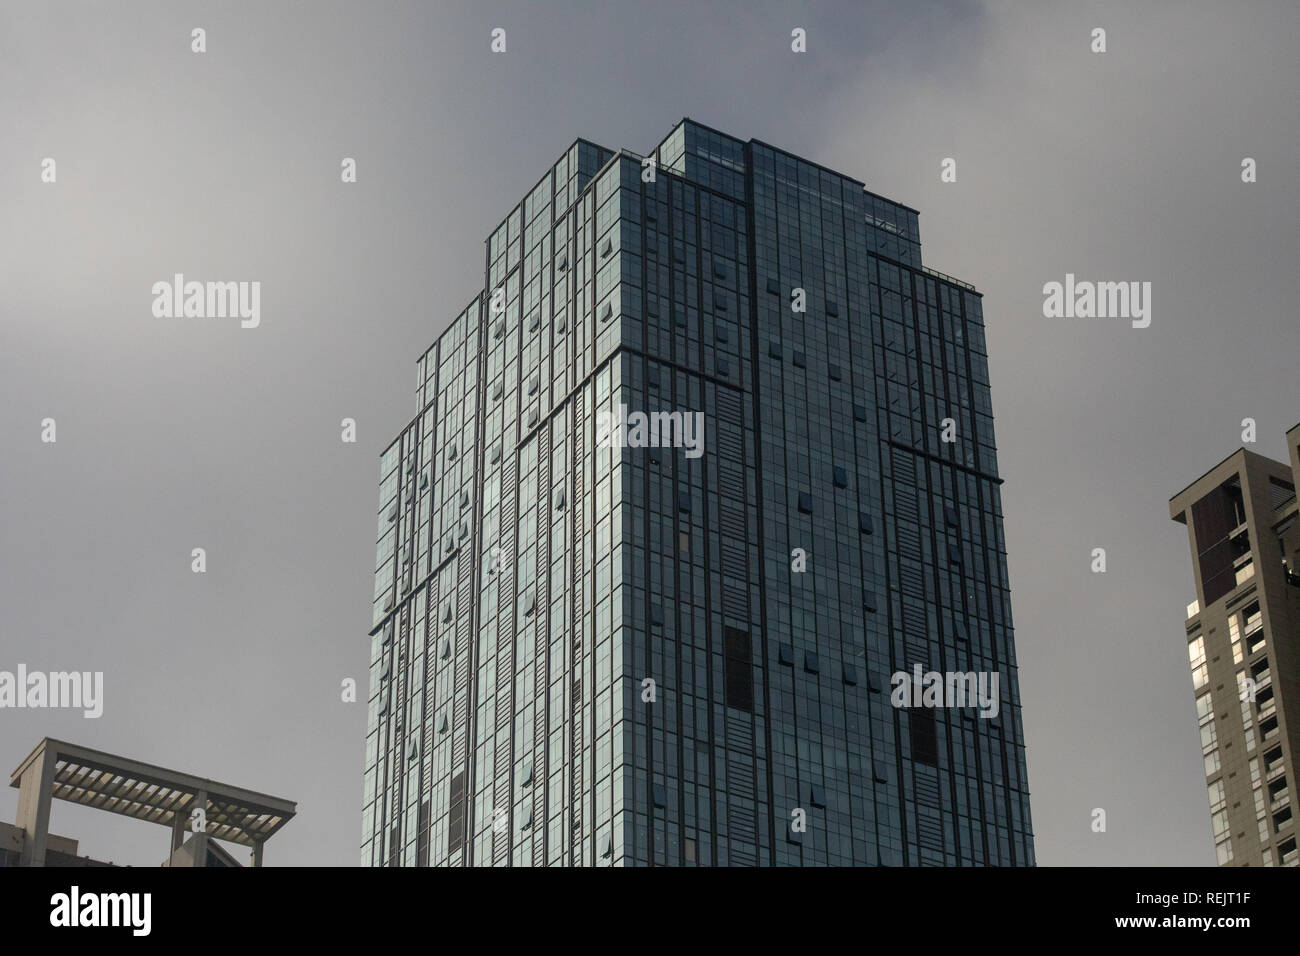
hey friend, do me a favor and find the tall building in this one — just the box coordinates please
[1170,424,1300,867]
[361,119,1034,866]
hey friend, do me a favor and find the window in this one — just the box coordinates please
[724,627,753,712]
[1215,837,1233,865]
[910,709,939,766]
[679,530,690,554]
[447,772,466,853]
[766,276,780,295]
[833,466,847,488]
[778,643,794,666]
[793,351,806,368]
[826,299,839,317]
[1189,636,1208,690]
[843,663,859,685]
[829,363,842,381]
[804,652,820,674]
[797,492,813,514]
[859,512,874,534]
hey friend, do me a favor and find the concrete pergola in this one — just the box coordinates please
[10,737,296,867]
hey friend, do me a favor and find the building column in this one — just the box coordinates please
[251,840,264,868]
[15,745,56,866]
[187,790,209,866]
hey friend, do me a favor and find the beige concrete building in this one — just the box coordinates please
[1170,423,1300,866]
[3,737,296,867]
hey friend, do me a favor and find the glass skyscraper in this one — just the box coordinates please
[361,119,1034,866]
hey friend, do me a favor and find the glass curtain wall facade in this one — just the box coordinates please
[361,120,1034,867]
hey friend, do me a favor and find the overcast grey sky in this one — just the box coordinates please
[2,0,1298,866]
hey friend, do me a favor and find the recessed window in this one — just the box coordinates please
[810,785,826,807]
[797,492,813,514]
[843,663,858,685]
[804,652,820,674]
[724,627,753,712]
[793,351,806,368]
[527,375,538,396]
[652,784,667,807]
[826,300,839,317]
[557,251,568,271]
[778,644,794,666]
[439,638,451,660]
[944,506,960,527]
[766,277,780,295]
[678,493,691,513]
[864,592,877,613]
[716,325,729,343]
[713,262,727,279]
[829,364,842,381]
[600,301,613,322]
[650,604,664,626]
[910,709,939,765]
[679,530,690,554]
[600,238,612,258]
[717,357,730,376]
[769,341,782,359]
[833,466,847,488]
[554,487,566,510]
[859,512,874,535]
[714,293,728,312]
